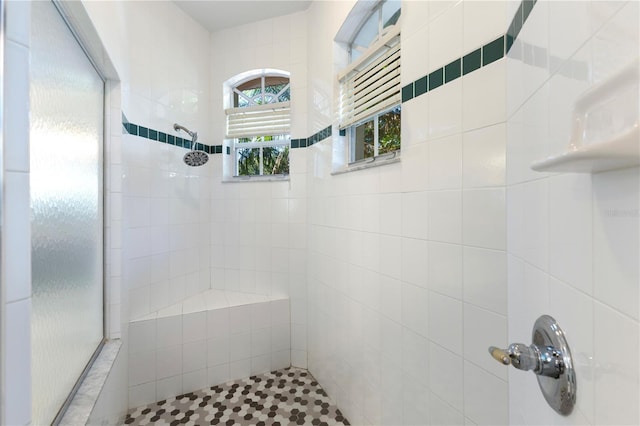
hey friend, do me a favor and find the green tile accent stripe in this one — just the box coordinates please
[415,75,428,96]
[403,0,535,104]
[401,84,414,102]
[291,125,332,149]
[463,48,482,75]
[428,68,443,90]
[507,0,536,52]
[445,58,461,83]
[122,116,222,155]
[483,36,505,66]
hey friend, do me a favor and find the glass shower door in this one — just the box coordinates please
[30,1,104,424]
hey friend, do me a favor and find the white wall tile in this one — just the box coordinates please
[270,299,290,326]
[463,61,506,131]
[429,343,463,411]
[5,0,31,47]
[379,235,402,280]
[229,332,251,362]
[207,336,230,367]
[430,392,464,426]
[463,247,507,315]
[401,95,430,147]
[428,134,463,191]
[402,372,430,425]
[463,361,508,425]
[229,359,251,380]
[157,316,182,348]
[546,69,590,159]
[182,369,207,394]
[428,241,463,300]
[251,354,272,376]
[548,1,592,73]
[4,172,31,302]
[129,319,156,354]
[401,282,429,338]
[592,168,639,320]
[463,1,506,52]
[156,345,182,380]
[402,25,430,85]
[156,375,182,401]
[271,350,291,371]
[510,179,549,270]
[463,303,507,381]
[228,305,252,334]
[183,312,206,343]
[252,328,272,356]
[380,275,402,323]
[401,328,429,385]
[4,300,31,426]
[428,291,462,354]
[463,124,506,188]
[463,188,506,250]
[128,382,156,409]
[291,350,307,369]
[401,0,430,39]
[207,364,230,387]
[401,237,428,288]
[428,1,463,68]
[429,79,463,140]
[3,42,30,172]
[594,303,639,425]
[428,190,462,244]
[127,283,150,319]
[271,324,290,352]
[379,193,402,236]
[592,2,639,85]
[207,308,229,339]
[128,351,156,386]
[183,340,207,373]
[548,173,593,295]
[547,277,595,424]
[401,191,429,240]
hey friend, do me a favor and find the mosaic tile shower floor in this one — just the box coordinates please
[124,367,350,426]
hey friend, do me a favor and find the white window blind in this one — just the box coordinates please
[225,101,291,139]
[338,29,401,129]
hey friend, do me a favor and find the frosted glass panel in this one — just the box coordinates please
[30,1,104,424]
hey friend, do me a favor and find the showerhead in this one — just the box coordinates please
[174,123,208,167]
[183,150,209,167]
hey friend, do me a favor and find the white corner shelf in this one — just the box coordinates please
[531,126,639,173]
[531,59,640,174]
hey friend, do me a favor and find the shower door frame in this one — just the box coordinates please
[37,1,119,423]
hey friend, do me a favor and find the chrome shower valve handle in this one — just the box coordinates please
[488,343,563,378]
[488,315,576,416]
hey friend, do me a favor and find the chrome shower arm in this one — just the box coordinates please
[173,123,198,142]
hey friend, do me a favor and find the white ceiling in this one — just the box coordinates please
[174,0,312,33]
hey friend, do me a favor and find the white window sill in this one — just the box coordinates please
[331,150,401,175]
[222,174,290,183]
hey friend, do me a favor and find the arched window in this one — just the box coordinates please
[225,71,290,176]
[337,0,401,164]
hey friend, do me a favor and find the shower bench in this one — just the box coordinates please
[127,290,290,408]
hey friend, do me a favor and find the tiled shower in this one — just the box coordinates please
[1,1,638,425]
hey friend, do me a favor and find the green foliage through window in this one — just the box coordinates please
[351,105,401,162]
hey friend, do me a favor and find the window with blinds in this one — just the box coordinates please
[338,30,401,130]
[225,102,291,139]
[337,0,401,164]
[226,72,291,176]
